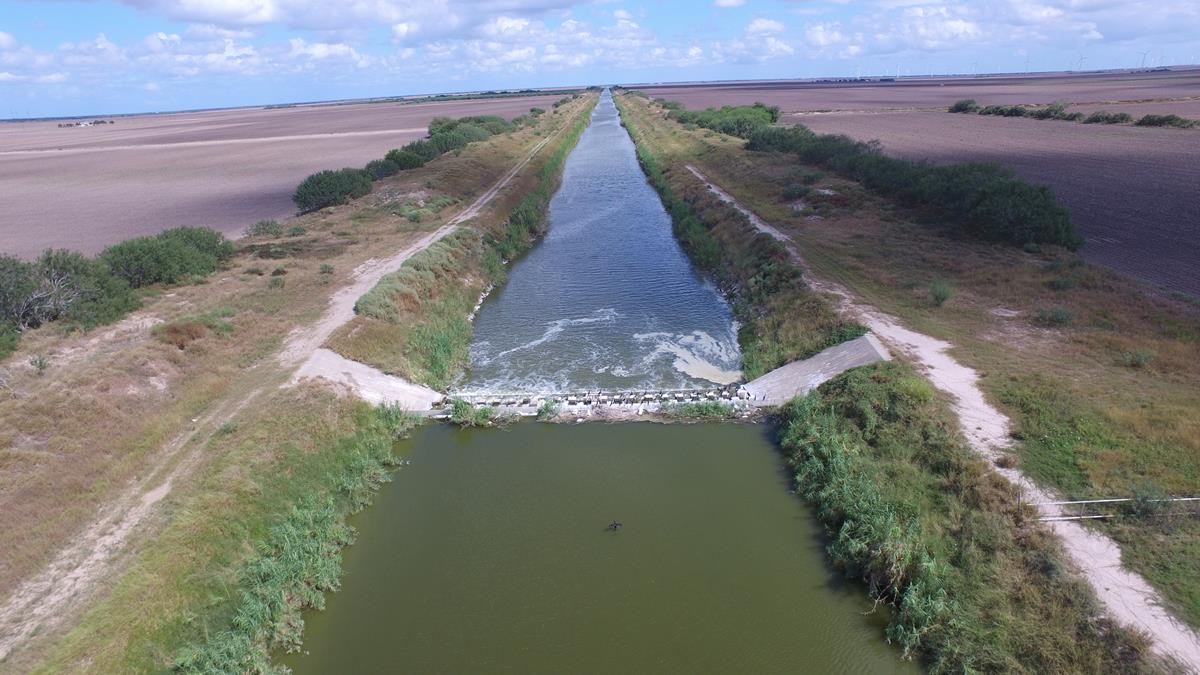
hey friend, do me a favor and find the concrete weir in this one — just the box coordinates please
[440,334,890,416]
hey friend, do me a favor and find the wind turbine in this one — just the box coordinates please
[1024,54,1032,72]
[1138,51,1150,68]
[1075,54,1086,72]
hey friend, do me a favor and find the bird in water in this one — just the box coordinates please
[607,520,622,532]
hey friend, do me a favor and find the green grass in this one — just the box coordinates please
[449,399,496,427]
[39,389,421,674]
[662,400,736,419]
[780,362,1157,673]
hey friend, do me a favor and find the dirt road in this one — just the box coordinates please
[688,164,1200,671]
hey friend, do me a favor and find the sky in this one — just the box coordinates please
[1,0,1198,118]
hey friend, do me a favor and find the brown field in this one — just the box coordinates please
[0,94,565,258]
[634,70,1200,295]
[634,68,1200,112]
[794,111,1200,294]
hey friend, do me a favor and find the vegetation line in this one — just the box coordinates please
[172,405,420,673]
[328,94,597,389]
[613,90,864,379]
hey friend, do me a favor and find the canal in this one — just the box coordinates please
[461,89,741,395]
[281,424,914,674]
[280,90,915,673]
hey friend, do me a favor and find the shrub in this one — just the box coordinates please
[247,219,283,237]
[1115,349,1153,368]
[0,250,137,332]
[663,401,735,419]
[29,353,48,375]
[1082,111,1133,125]
[1028,101,1078,121]
[979,104,1026,117]
[665,101,781,139]
[1134,114,1198,129]
[949,99,980,113]
[1047,275,1076,291]
[1033,307,1073,327]
[384,149,424,170]
[287,225,306,237]
[930,278,952,306]
[365,158,400,180]
[292,168,373,212]
[0,326,18,360]
[449,399,494,427]
[319,264,334,275]
[781,184,811,201]
[536,399,560,420]
[1125,482,1168,519]
[268,277,285,289]
[101,227,234,288]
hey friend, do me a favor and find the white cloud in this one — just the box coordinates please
[747,18,785,34]
[0,31,16,50]
[714,0,746,6]
[144,81,160,91]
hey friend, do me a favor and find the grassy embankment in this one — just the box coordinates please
[617,91,1188,670]
[326,95,597,390]
[613,93,864,380]
[4,96,595,673]
[619,90,1200,632]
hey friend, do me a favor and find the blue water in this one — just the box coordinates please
[461,90,741,394]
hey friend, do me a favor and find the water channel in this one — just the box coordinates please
[461,89,741,394]
[280,91,915,673]
[281,424,914,674]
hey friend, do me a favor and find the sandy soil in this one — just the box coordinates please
[790,110,1200,295]
[688,164,1200,671]
[0,95,564,258]
[634,69,1200,112]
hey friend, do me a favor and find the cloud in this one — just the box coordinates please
[747,18,785,34]
[0,31,15,50]
[714,0,746,6]
[144,81,160,91]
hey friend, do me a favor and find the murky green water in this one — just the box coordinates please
[461,89,741,395]
[281,423,915,674]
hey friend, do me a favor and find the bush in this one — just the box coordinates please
[663,401,735,419]
[1027,101,1079,121]
[1134,114,1198,129]
[1115,349,1153,368]
[665,101,781,139]
[781,184,810,201]
[365,158,400,180]
[536,399,560,420]
[949,99,980,113]
[246,220,283,237]
[1033,307,1073,327]
[979,104,1026,117]
[101,227,233,288]
[449,399,494,427]
[1125,482,1168,519]
[292,168,373,212]
[930,279,952,306]
[37,249,139,329]
[384,149,424,170]
[287,225,306,237]
[747,124,1082,249]
[1082,111,1133,125]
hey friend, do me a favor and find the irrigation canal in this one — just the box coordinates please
[281,91,913,673]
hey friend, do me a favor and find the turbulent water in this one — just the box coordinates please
[460,90,741,394]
